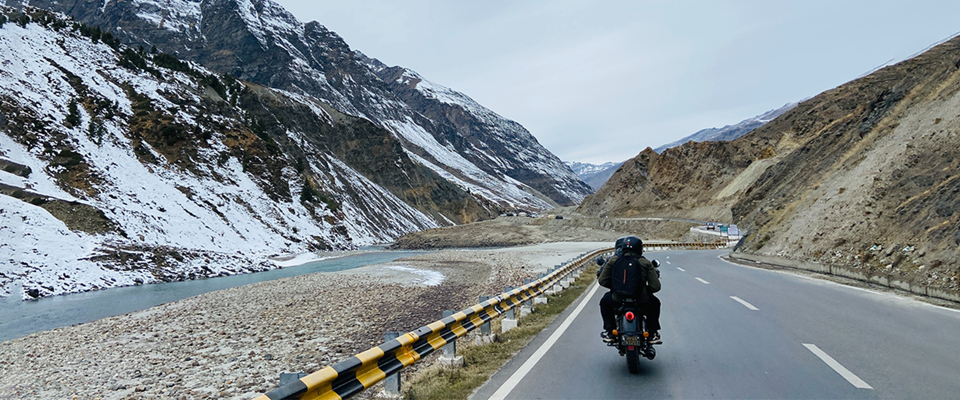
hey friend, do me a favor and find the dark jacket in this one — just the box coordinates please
[598,250,660,302]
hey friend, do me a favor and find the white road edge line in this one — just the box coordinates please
[677,267,686,272]
[803,343,873,389]
[695,277,710,284]
[730,296,759,310]
[488,281,602,400]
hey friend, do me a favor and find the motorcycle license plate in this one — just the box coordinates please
[623,336,640,346]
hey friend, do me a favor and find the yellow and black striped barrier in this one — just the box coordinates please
[256,248,607,400]
[256,242,726,400]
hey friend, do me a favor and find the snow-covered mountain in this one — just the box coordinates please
[17,0,592,208]
[653,103,798,153]
[1,8,453,299]
[566,161,621,176]
[564,161,624,191]
[0,2,593,300]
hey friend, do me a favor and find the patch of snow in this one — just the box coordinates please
[270,252,337,267]
[385,265,445,286]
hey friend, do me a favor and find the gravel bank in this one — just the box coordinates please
[0,243,606,399]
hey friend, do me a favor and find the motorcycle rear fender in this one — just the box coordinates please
[620,312,640,334]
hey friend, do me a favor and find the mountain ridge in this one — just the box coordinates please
[578,34,960,293]
[653,102,798,153]
[15,0,590,208]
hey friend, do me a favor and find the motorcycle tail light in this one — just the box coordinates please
[627,346,635,351]
[625,312,635,321]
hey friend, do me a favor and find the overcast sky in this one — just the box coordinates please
[273,0,960,164]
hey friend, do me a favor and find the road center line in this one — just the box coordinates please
[730,296,759,310]
[803,343,873,389]
[695,277,710,284]
[666,261,672,264]
[677,267,686,272]
[488,281,602,400]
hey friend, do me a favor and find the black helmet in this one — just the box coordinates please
[615,236,626,249]
[614,236,627,255]
[620,235,643,254]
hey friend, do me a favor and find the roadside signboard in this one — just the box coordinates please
[729,225,740,237]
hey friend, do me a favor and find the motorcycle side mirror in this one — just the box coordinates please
[652,259,661,268]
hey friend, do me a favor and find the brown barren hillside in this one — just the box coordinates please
[579,36,960,291]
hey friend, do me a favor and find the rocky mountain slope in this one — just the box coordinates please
[579,35,960,292]
[565,161,624,191]
[0,7,463,299]
[0,2,591,299]
[17,0,591,208]
[566,103,797,192]
[653,102,797,153]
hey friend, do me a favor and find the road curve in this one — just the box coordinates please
[472,249,960,399]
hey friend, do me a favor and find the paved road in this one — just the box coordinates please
[473,249,960,399]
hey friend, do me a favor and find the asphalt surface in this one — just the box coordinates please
[472,249,960,399]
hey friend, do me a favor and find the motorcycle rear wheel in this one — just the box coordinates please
[626,347,640,374]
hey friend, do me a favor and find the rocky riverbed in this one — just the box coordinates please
[0,242,607,399]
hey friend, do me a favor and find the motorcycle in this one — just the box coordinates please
[608,297,655,373]
[596,256,660,374]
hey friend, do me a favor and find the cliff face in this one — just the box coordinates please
[18,0,591,209]
[579,35,960,291]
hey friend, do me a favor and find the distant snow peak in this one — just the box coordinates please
[654,102,798,153]
[565,161,621,176]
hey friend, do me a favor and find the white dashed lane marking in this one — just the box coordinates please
[730,296,759,310]
[695,277,710,285]
[803,344,873,389]
[677,267,686,272]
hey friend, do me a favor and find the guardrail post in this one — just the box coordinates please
[479,296,492,335]
[504,287,516,319]
[384,331,402,396]
[521,278,534,316]
[534,275,549,304]
[442,310,456,358]
[440,310,464,368]
[523,278,534,306]
[502,287,518,333]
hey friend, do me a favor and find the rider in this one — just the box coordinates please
[598,236,662,344]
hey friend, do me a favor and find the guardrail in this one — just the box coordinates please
[643,241,731,250]
[256,241,728,400]
[256,248,609,400]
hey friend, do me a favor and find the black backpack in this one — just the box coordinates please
[610,254,648,301]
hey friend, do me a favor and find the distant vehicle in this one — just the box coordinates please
[706,222,715,230]
[555,215,564,220]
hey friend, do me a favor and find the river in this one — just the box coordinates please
[0,250,428,342]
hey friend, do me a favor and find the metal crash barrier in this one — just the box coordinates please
[257,241,727,400]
